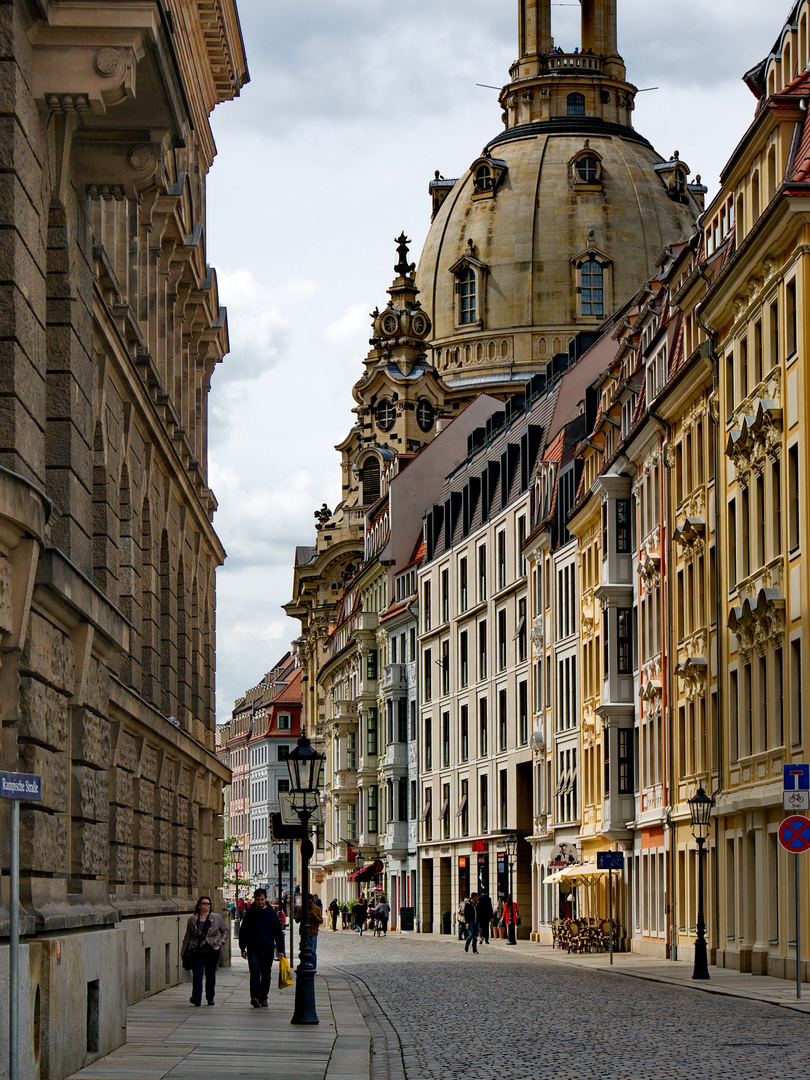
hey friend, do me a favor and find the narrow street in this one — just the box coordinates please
[67,931,810,1080]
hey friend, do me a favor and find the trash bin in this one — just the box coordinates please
[440,911,452,935]
[399,906,415,932]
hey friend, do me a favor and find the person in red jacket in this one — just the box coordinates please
[501,894,520,944]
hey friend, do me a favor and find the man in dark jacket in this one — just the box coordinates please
[239,888,286,1007]
[463,893,479,954]
[476,889,493,944]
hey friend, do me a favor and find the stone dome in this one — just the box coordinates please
[416,0,704,399]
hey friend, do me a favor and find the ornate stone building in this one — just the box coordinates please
[0,1,245,1076]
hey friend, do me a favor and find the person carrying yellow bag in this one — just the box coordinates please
[238,888,287,1007]
[277,954,293,989]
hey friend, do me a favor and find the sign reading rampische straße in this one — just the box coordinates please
[0,771,42,800]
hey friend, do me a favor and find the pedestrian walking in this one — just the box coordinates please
[376,896,390,935]
[476,889,493,944]
[294,893,324,968]
[182,896,228,1007]
[463,893,479,954]
[328,897,340,931]
[238,888,286,1008]
[353,895,368,934]
[500,894,521,941]
[457,896,468,940]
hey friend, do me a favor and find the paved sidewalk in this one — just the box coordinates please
[422,930,810,1013]
[65,954,369,1080]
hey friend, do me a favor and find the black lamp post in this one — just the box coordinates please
[688,785,713,980]
[285,734,325,1025]
[505,832,518,945]
[272,840,284,917]
[232,841,243,930]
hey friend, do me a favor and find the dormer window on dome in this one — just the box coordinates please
[469,155,507,202]
[654,152,692,205]
[571,144,602,192]
[450,242,488,330]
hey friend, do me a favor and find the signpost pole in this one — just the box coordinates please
[796,852,802,1001]
[608,866,614,966]
[9,797,19,1080]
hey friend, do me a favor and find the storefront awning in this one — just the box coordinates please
[347,859,384,883]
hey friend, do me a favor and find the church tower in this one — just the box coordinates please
[417,0,705,403]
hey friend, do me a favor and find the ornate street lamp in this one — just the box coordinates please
[232,841,243,930]
[505,832,518,945]
[285,735,325,1025]
[688,785,713,980]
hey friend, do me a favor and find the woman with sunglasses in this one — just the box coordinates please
[182,896,228,1006]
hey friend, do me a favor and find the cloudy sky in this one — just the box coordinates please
[206,0,784,726]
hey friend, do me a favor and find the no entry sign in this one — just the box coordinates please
[779,815,810,853]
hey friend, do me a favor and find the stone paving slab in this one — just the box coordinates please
[64,954,370,1080]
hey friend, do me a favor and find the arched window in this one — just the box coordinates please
[474,164,493,193]
[458,267,476,323]
[580,259,604,317]
[362,458,381,505]
[567,93,585,116]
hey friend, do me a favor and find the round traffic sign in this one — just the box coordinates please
[779,815,810,853]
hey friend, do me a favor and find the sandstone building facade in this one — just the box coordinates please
[0,1,245,1076]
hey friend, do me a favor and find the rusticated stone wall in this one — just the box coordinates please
[0,0,247,1076]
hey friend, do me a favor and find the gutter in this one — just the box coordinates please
[694,270,724,968]
[648,407,676,961]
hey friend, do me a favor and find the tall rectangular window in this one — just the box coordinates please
[498,608,507,671]
[480,774,488,833]
[478,620,487,679]
[517,597,527,663]
[460,631,469,687]
[730,670,739,761]
[479,698,488,756]
[497,531,507,590]
[499,769,508,829]
[441,568,449,624]
[398,777,408,821]
[791,639,803,746]
[617,608,633,674]
[441,639,450,695]
[367,708,378,756]
[366,649,377,680]
[616,499,632,552]
[424,717,432,771]
[460,779,469,837]
[460,705,469,762]
[517,514,527,576]
[498,688,508,751]
[518,680,528,745]
[398,698,408,742]
[460,557,468,612]
[478,545,487,600]
[788,445,800,551]
[728,499,737,587]
[769,299,780,369]
[786,278,798,357]
[423,581,432,631]
[424,649,432,702]
[618,729,634,793]
[442,712,450,767]
[773,461,782,557]
[367,784,378,833]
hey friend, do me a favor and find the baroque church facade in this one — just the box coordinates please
[0,1,245,1076]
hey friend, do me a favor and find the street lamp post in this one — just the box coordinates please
[232,841,243,931]
[688,785,713,980]
[505,832,518,945]
[285,735,325,1025]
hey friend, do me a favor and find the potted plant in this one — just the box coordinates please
[440,910,452,935]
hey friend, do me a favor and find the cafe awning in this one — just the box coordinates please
[546,864,610,886]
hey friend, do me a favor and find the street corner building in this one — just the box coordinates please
[280,0,810,988]
[0,1,247,1077]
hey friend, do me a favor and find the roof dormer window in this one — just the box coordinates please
[450,242,488,330]
[474,164,493,193]
[469,155,507,202]
[571,144,602,192]
[458,268,476,323]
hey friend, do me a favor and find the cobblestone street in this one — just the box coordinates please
[320,931,810,1080]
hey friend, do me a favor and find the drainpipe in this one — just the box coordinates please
[695,275,724,967]
[649,408,676,960]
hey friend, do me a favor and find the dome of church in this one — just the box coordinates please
[416,0,704,399]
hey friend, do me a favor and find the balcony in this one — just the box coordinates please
[382,663,407,691]
[357,611,379,633]
[332,769,358,791]
[383,742,408,769]
[382,821,409,855]
[333,699,358,722]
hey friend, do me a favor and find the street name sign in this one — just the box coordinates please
[778,815,810,853]
[0,771,41,801]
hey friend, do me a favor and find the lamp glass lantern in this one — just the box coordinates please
[285,735,325,811]
[505,832,517,859]
[688,786,713,842]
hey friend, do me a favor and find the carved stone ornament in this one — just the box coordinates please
[128,145,154,171]
[94,48,123,78]
[673,516,705,561]
[728,588,785,662]
[638,552,661,591]
[726,399,782,487]
[674,656,708,701]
